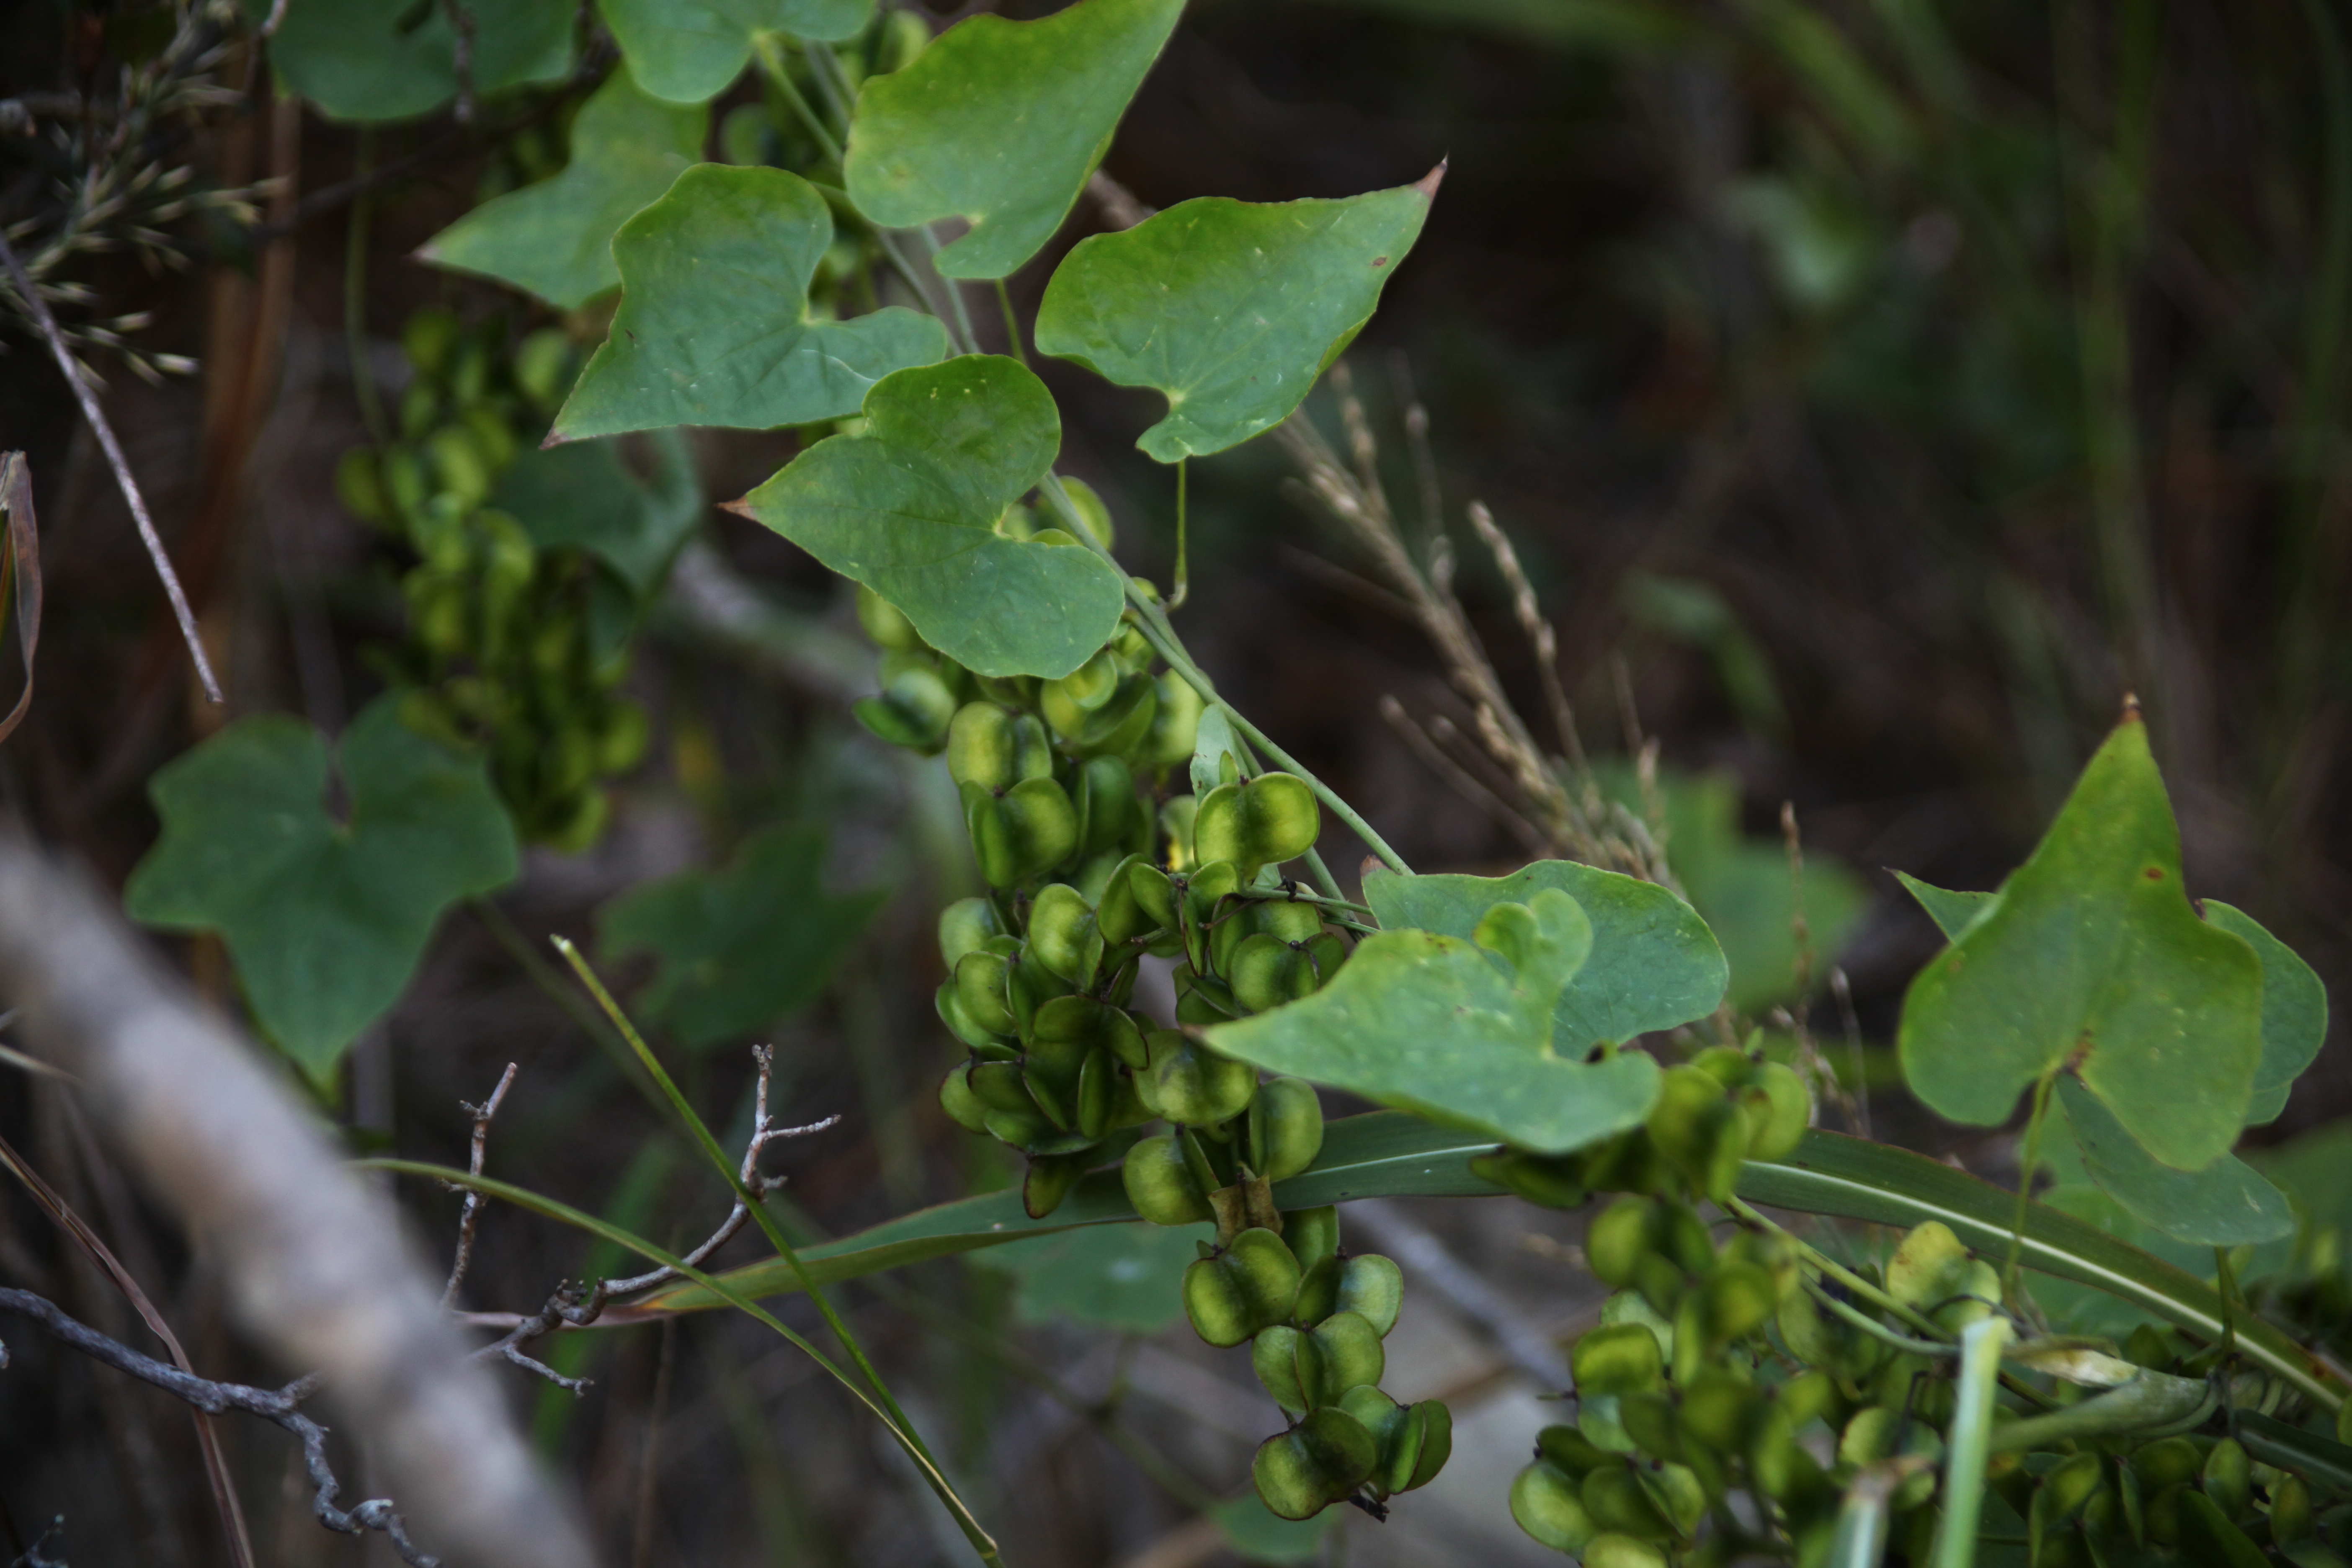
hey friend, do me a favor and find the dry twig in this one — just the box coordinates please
[440,1060,518,1309]
[0,1288,434,1565]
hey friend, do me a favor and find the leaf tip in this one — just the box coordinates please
[2119,690,2142,722]
[538,427,571,451]
[1413,160,1449,200]
[717,497,760,521]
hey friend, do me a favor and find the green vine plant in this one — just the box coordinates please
[122,3,2352,1565]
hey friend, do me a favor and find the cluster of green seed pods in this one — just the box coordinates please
[336,307,647,848]
[1178,1207,1452,1519]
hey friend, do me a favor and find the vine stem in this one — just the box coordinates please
[1725,1196,1949,1342]
[547,940,1003,1568]
[2005,1069,2059,1301]
[993,278,1027,368]
[1932,1315,2013,1568]
[1167,458,1189,611]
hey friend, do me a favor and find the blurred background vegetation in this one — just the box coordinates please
[1,0,2346,1563]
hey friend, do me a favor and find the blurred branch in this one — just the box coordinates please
[0,1288,434,1565]
[0,829,591,1568]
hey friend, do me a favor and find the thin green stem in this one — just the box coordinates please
[912,224,980,353]
[1802,1277,1958,1359]
[993,278,1027,369]
[752,34,843,164]
[1167,458,1189,611]
[1296,848,1350,904]
[1931,1315,2012,1568]
[547,938,976,1555]
[1728,1196,1948,1342]
[2006,1069,2059,1300]
[345,127,390,448]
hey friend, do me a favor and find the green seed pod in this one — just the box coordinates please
[2202,1436,2252,1521]
[946,704,1049,791]
[1583,1127,1672,1196]
[1072,755,1136,859]
[1183,1228,1302,1347]
[1048,647,1121,714]
[1742,1062,1812,1161]
[513,326,575,410]
[1286,1207,1341,1272]
[1027,883,1102,986]
[955,948,1018,1037]
[853,659,959,752]
[1511,1461,1596,1553]
[1127,859,1179,931]
[1251,1408,1377,1522]
[2032,1451,2107,1563]
[1144,1029,1259,1126]
[1342,1387,1452,1498]
[2272,1474,2313,1544]
[968,1060,1038,1117]
[1032,994,1148,1070]
[966,776,1080,888]
[2131,1437,2202,1494]
[1581,1535,1670,1568]
[460,403,518,471]
[1141,671,1205,768]
[1660,1201,1715,1274]
[1581,1467,1673,1540]
[1251,1076,1325,1181]
[426,423,494,507]
[982,1104,1053,1150]
[2175,1489,2269,1568]
[1538,1424,1622,1477]
[1045,668,1159,756]
[1252,1325,1310,1414]
[1572,1323,1664,1398]
[1636,1253,1689,1321]
[1776,1369,1836,1432]
[1586,1196,1658,1288]
[1678,1368,1759,1453]
[1648,1064,1749,1204]
[1888,1220,2000,1333]
[1228,932,1322,1013]
[1158,794,1199,871]
[1123,1133,1214,1226]
[935,982,1011,1057]
[1636,1464,1706,1542]
[938,1061,990,1133]
[1690,1045,1753,1087]
[1335,1255,1405,1338]
[939,897,1001,971]
[1617,1391,1682,1462]
[1052,475,1113,550]
[1470,1147,1591,1209]
[1023,1153,1083,1219]
[1700,1259,1776,1346]
[335,447,391,526]
[1747,1404,1830,1506]
[398,378,441,440]
[1194,772,1321,872]
[1262,1310,1385,1414]
[402,305,464,380]
[1093,853,1160,946]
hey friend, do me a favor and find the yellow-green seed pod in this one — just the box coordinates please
[1144,1029,1258,1126]
[1095,853,1160,946]
[1647,1064,1748,1203]
[1251,1076,1325,1181]
[967,776,1079,888]
[1660,1200,1715,1274]
[938,897,1000,971]
[426,423,493,507]
[1776,1369,1836,1432]
[1158,794,1199,871]
[1586,1196,1658,1288]
[1538,1424,1621,1478]
[1678,1368,1759,1453]
[460,403,517,471]
[1335,1255,1404,1338]
[1743,1061,1812,1161]
[1026,883,1101,986]
[1470,1147,1590,1209]
[2132,1437,2202,1494]
[1228,932,1321,1013]
[1700,1259,1777,1346]
[1073,755,1136,859]
[1123,1133,1214,1226]
[938,1061,990,1133]
[1581,1535,1669,1568]
[1053,475,1114,550]
[595,701,650,776]
[1300,1311,1386,1409]
[946,703,1050,790]
[1511,1461,1595,1553]
[854,660,959,752]
[513,326,575,410]
[402,305,464,381]
[1141,671,1205,767]
[1194,772,1321,871]
[1581,1468,1673,1541]
[856,583,927,651]
[1251,1408,1377,1522]
[967,1059,1037,1118]
[1127,859,1180,930]
[1571,1323,1664,1398]
[1286,1207,1341,1271]
[934,980,1006,1053]
[1183,1227,1301,1346]
[955,948,1017,1037]
[1252,1324,1310,1414]
[1617,1391,1682,1462]
[2175,1490,2267,1567]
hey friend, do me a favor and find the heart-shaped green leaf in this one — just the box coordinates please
[1893,870,1995,941]
[254,0,573,123]
[842,0,1184,279]
[598,823,887,1047]
[2203,901,2328,1125]
[418,66,705,309]
[125,698,520,1080]
[1034,170,1441,462]
[2052,1077,2293,1246]
[1897,712,2264,1171]
[598,0,872,103]
[1362,860,1726,1051]
[967,1218,1210,1332]
[550,165,949,443]
[730,356,1126,678]
[1207,888,1662,1154]
[493,428,702,598]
